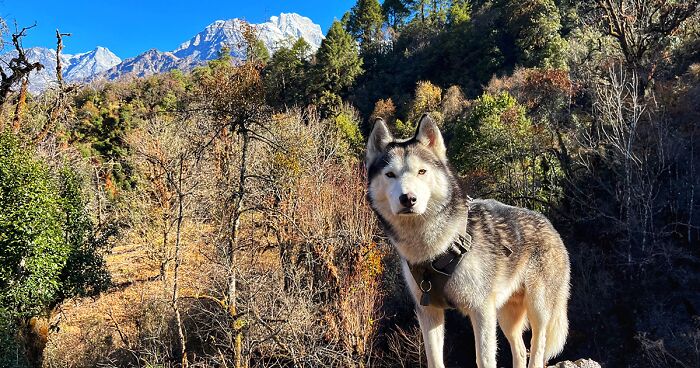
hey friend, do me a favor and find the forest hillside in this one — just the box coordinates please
[0,1,699,367]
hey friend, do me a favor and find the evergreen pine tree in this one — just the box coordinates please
[313,20,363,100]
[263,38,312,107]
[347,0,385,54]
[291,37,312,61]
[448,0,471,25]
[243,24,270,65]
[382,0,411,28]
[503,0,568,69]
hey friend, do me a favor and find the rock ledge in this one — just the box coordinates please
[548,359,602,368]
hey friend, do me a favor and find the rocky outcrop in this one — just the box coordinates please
[548,359,602,368]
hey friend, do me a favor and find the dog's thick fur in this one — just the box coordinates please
[365,115,570,368]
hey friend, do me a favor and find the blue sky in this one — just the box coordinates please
[0,0,355,58]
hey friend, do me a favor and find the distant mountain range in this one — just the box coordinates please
[0,47,121,93]
[0,13,324,93]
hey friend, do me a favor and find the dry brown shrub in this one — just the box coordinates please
[252,111,383,366]
[385,325,424,368]
[440,86,466,123]
[371,98,397,124]
[486,68,575,123]
[43,106,386,367]
[43,281,173,367]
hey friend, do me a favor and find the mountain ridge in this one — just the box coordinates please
[0,12,324,92]
[102,12,323,80]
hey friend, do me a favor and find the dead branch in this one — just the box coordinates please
[36,29,75,143]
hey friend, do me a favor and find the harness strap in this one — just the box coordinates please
[431,233,472,274]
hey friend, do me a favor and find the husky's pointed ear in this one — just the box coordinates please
[415,113,446,161]
[366,118,393,167]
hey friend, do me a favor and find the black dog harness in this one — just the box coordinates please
[407,227,513,309]
[408,232,473,309]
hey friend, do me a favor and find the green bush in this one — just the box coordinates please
[333,104,365,157]
[0,134,66,320]
[0,133,110,366]
[448,92,562,210]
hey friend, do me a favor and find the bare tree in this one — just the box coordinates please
[216,86,269,368]
[130,115,206,367]
[54,29,71,89]
[0,23,43,107]
[593,0,700,89]
[35,29,74,143]
[577,64,674,264]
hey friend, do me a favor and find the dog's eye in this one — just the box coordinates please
[418,169,427,175]
[385,172,396,178]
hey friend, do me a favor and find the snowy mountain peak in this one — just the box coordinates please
[259,13,323,52]
[269,13,323,39]
[173,13,324,62]
[64,46,121,81]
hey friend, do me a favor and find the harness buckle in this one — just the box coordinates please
[419,279,432,293]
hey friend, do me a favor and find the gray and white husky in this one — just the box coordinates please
[365,114,570,368]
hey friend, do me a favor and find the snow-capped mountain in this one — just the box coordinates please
[101,13,323,80]
[0,13,322,92]
[173,18,250,61]
[0,46,121,93]
[64,46,122,81]
[259,13,324,52]
[174,13,323,61]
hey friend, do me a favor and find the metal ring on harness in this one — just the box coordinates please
[420,280,432,293]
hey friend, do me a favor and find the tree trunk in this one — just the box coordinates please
[55,30,65,90]
[173,158,188,367]
[161,217,170,295]
[11,76,28,133]
[228,127,250,368]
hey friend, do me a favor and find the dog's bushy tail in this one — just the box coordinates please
[545,282,570,361]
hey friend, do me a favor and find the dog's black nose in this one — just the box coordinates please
[399,193,417,208]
